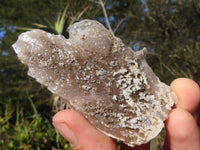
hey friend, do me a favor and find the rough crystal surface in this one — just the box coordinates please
[12,19,176,147]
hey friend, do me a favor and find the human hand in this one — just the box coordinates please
[52,78,200,150]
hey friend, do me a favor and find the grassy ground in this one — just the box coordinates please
[0,93,72,150]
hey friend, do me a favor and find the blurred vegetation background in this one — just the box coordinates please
[0,0,199,149]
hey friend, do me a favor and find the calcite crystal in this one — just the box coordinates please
[12,19,176,147]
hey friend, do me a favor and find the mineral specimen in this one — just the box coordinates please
[12,19,176,147]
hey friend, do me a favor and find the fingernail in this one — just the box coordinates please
[53,121,78,147]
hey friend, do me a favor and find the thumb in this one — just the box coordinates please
[52,109,117,150]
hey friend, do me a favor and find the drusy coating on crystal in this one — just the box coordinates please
[12,19,176,147]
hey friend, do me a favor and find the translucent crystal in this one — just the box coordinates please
[12,19,176,147]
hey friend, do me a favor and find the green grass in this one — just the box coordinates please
[0,93,72,150]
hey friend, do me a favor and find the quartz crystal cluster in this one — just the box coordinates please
[12,19,176,147]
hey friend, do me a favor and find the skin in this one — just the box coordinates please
[53,78,200,150]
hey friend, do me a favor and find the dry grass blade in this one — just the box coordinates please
[69,6,89,27]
